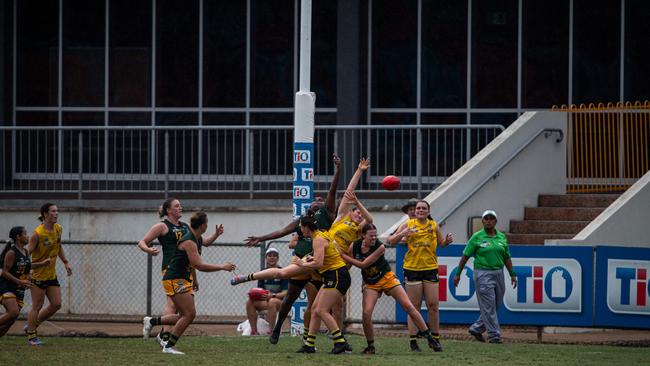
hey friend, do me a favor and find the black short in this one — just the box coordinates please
[403,269,439,284]
[320,267,351,295]
[32,278,60,289]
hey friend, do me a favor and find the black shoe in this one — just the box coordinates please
[427,336,443,352]
[410,342,421,352]
[488,337,502,344]
[416,330,430,338]
[268,331,280,345]
[469,329,486,342]
[330,342,352,354]
[296,345,316,353]
[362,345,376,355]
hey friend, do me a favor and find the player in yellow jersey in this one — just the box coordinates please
[295,216,352,354]
[388,200,454,352]
[328,157,373,331]
[25,203,72,346]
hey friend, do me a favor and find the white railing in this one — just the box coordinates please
[0,124,504,198]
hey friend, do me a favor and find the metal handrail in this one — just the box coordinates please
[0,124,505,131]
[438,128,564,226]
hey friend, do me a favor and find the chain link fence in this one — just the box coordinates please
[1,240,399,325]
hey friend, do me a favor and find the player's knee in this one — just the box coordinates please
[362,308,373,320]
[50,300,62,311]
[186,308,196,320]
[425,300,439,312]
[7,307,20,318]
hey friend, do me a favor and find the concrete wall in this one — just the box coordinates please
[0,208,404,243]
[547,171,650,248]
[383,111,567,242]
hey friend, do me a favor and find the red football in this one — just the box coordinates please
[248,287,269,301]
[381,175,401,191]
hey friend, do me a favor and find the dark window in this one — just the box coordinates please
[251,0,294,107]
[156,0,199,107]
[370,113,416,178]
[312,0,337,108]
[371,0,417,108]
[573,0,620,105]
[522,0,569,108]
[61,112,104,173]
[470,112,515,154]
[108,113,151,177]
[203,113,246,126]
[203,1,246,107]
[421,1,467,108]
[155,112,199,174]
[250,113,292,175]
[471,0,518,108]
[421,114,466,177]
[202,113,246,175]
[624,0,650,102]
[62,0,105,106]
[14,112,58,174]
[109,0,151,107]
[313,112,337,178]
[16,0,58,107]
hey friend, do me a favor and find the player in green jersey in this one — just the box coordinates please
[138,198,224,345]
[160,212,235,355]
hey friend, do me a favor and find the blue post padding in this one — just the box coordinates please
[292,142,314,217]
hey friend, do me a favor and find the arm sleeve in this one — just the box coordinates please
[501,232,512,259]
[462,233,479,257]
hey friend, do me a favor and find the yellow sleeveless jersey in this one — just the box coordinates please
[328,215,360,256]
[31,223,63,280]
[313,230,346,273]
[403,218,438,271]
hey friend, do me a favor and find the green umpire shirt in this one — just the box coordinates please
[463,229,511,270]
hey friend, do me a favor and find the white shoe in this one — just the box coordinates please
[162,346,184,355]
[156,332,165,347]
[142,316,153,339]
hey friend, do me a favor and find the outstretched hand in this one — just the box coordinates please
[221,262,236,272]
[244,236,260,247]
[214,224,224,237]
[358,157,370,171]
[343,190,358,203]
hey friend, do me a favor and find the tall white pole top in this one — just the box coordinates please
[299,0,312,92]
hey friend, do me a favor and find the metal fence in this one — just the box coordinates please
[1,240,398,325]
[554,101,650,193]
[0,124,504,197]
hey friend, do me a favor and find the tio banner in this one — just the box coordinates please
[292,142,314,217]
[395,244,594,326]
[595,246,650,328]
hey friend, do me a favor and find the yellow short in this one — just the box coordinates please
[162,278,193,297]
[0,291,24,308]
[364,271,401,294]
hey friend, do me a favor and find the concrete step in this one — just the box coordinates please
[538,194,619,208]
[509,220,590,234]
[524,207,604,221]
[506,233,575,245]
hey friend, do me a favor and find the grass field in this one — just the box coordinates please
[1,335,649,366]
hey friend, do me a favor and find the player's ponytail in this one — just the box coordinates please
[1,226,24,268]
[38,202,55,222]
[159,198,178,218]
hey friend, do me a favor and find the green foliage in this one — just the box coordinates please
[1,335,649,366]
